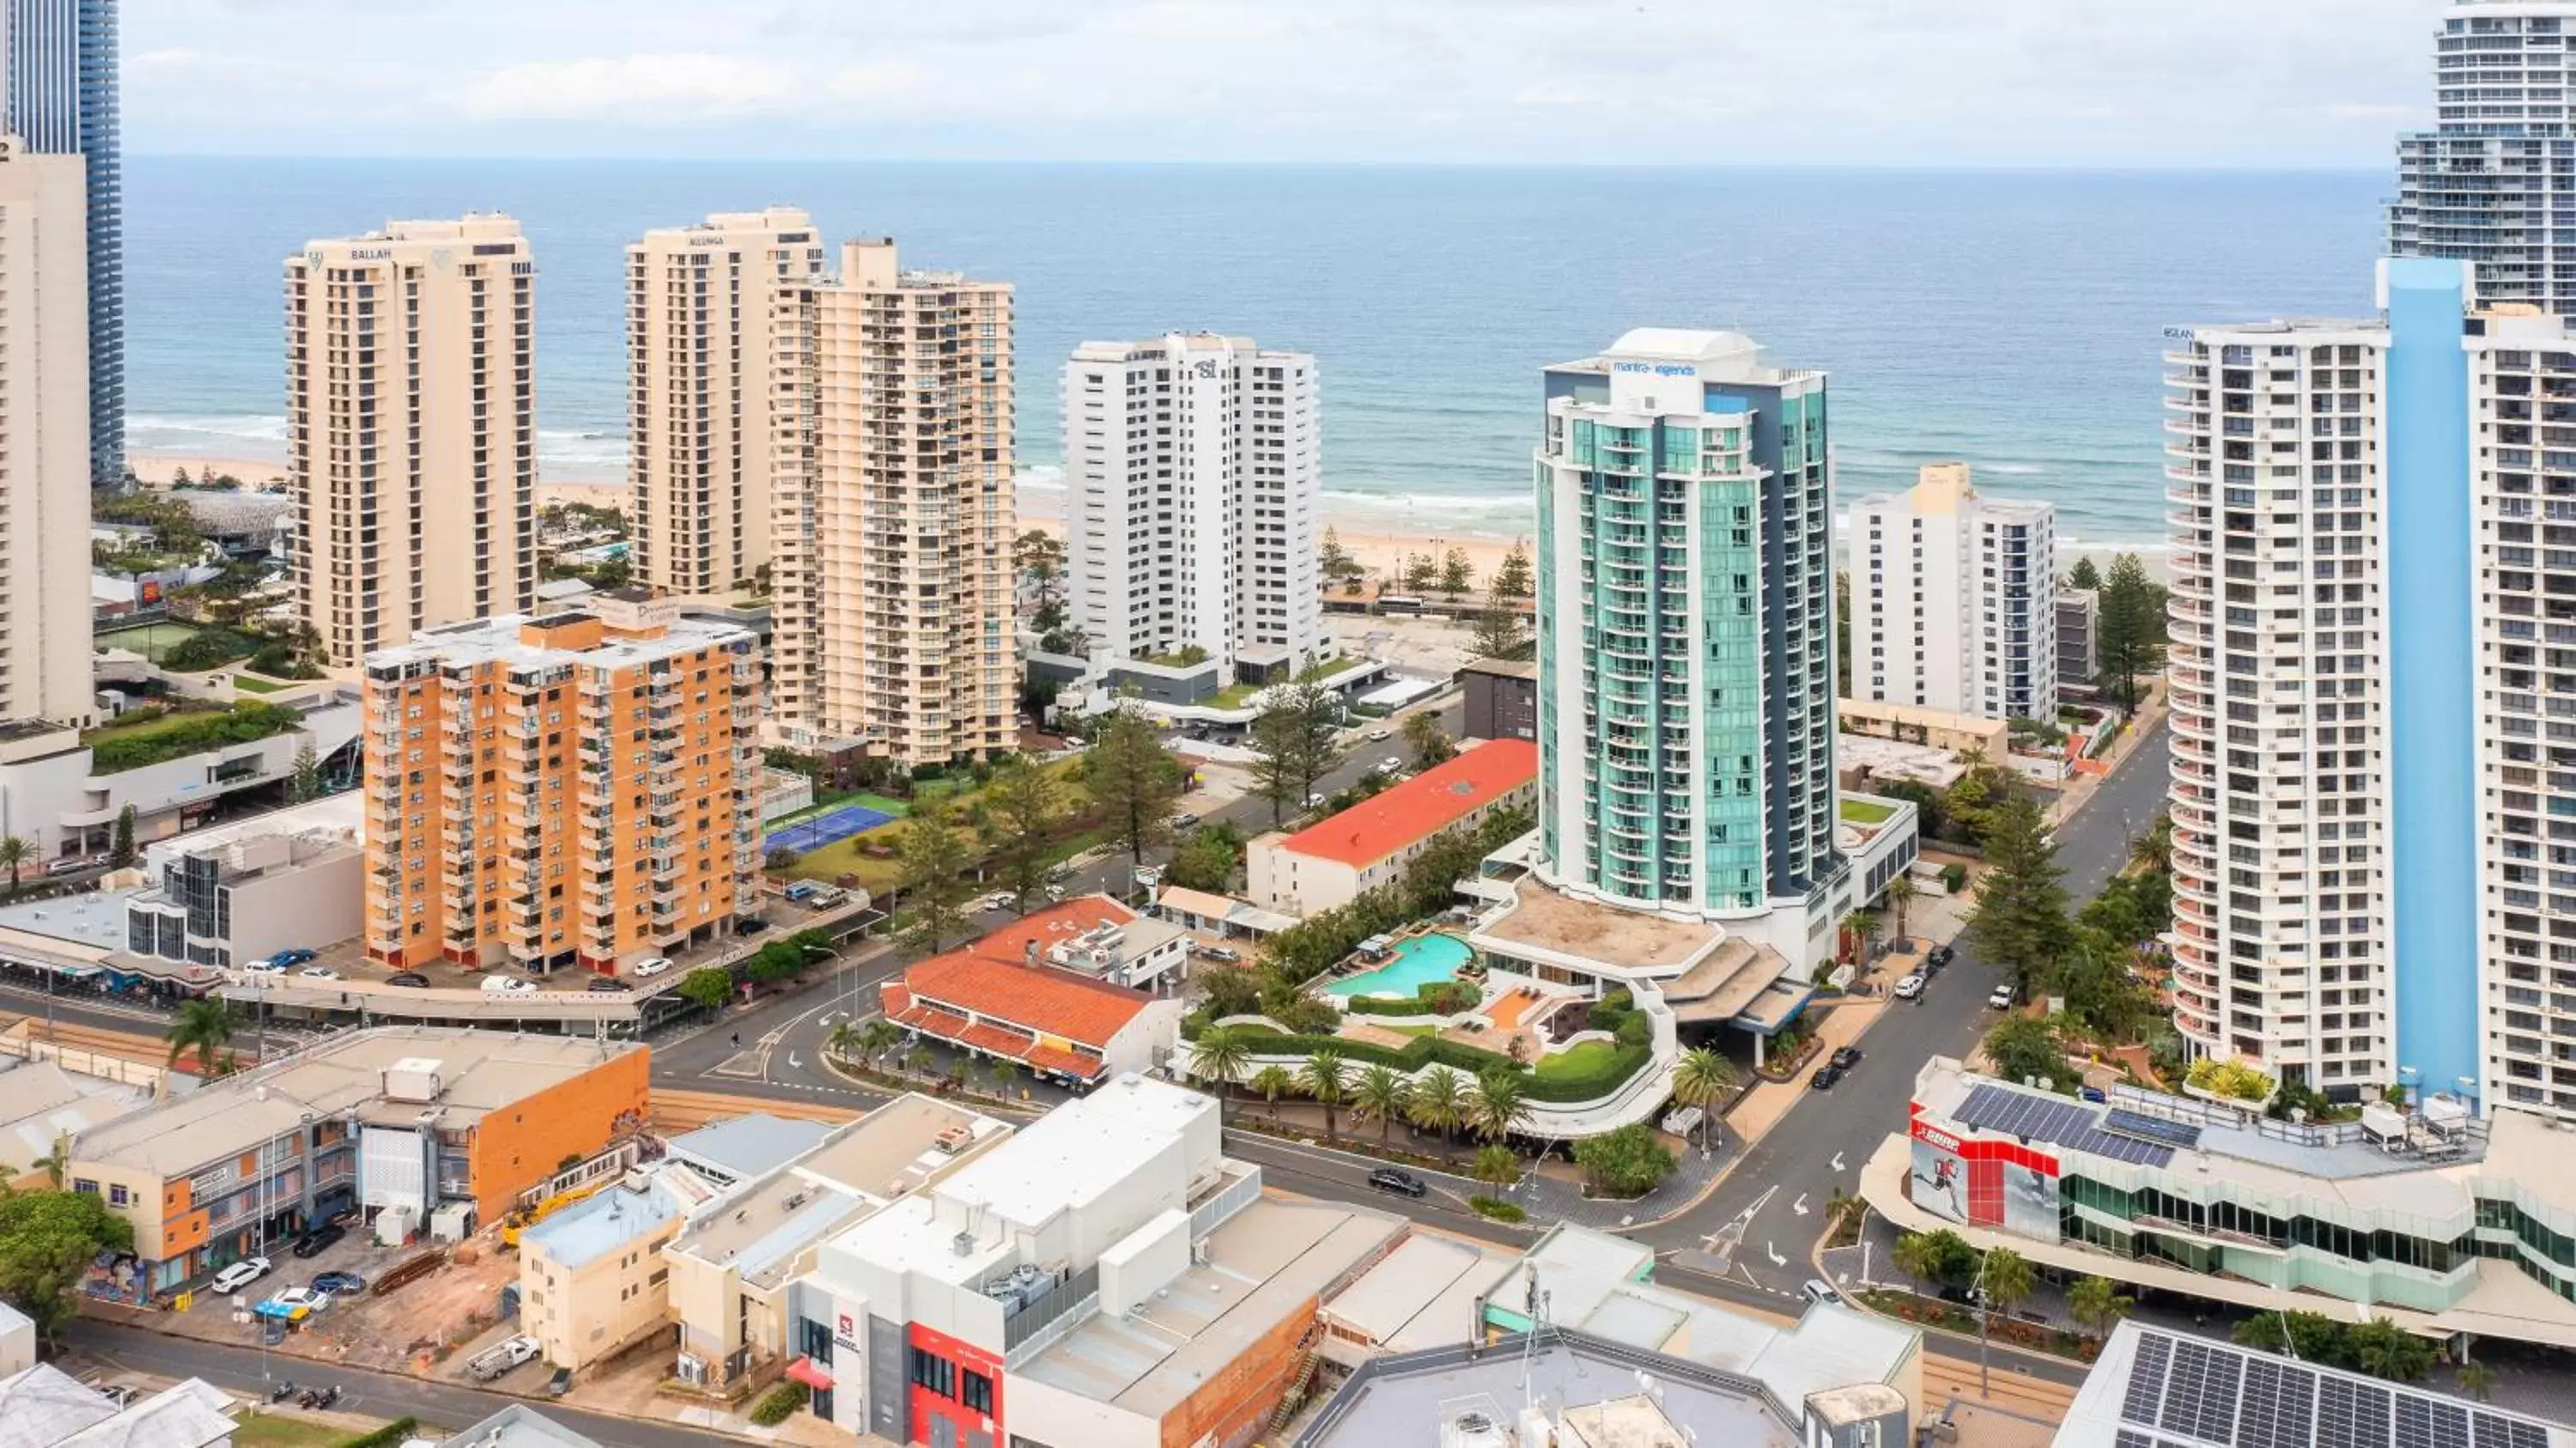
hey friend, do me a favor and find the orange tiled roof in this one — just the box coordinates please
[1278,738,1537,867]
[954,895,1139,968]
[898,950,1153,1049]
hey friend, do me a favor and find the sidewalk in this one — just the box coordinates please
[2046,682,2166,829]
[1725,993,1886,1143]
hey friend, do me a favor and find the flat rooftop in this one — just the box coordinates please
[1317,1232,1514,1353]
[668,1097,1012,1290]
[0,1061,146,1176]
[1017,1197,1401,1417]
[523,1165,716,1270]
[665,1113,832,1182]
[429,1406,609,1448]
[368,609,749,673]
[73,1027,641,1177]
[1297,1333,1800,1448]
[1470,879,1725,973]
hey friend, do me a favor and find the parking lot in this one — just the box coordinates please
[154,1218,520,1376]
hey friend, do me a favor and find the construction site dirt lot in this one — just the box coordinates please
[141,1229,520,1377]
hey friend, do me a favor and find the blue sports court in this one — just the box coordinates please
[764,803,901,854]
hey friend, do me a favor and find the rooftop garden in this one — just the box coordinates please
[84,702,306,775]
[1838,796,1898,826]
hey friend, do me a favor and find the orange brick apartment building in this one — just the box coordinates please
[361,589,762,974]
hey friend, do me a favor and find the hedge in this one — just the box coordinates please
[1341,980,1480,1018]
[1224,1025,1652,1104]
[88,702,304,775]
[338,1418,421,1448]
[750,1381,810,1427]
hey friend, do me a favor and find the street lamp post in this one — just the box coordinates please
[1972,1250,1995,1399]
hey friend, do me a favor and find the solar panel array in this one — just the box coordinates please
[1952,1082,2178,1166]
[2109,1329,2561,1448]
[2106,1106,2207,1151]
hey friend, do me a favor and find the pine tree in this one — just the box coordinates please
[2096,552,2168,708]
[2067,557,2102,590]
[1492,542,1535,601]
[1966,796,2073,994]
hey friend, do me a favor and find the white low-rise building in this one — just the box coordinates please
[1246,739,1535,918]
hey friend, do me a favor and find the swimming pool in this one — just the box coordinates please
[1326,933,1473,998]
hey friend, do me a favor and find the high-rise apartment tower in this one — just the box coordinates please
[360,591,760,975]
[1062,333,1321,672]
[1850,462,2057,721]
[770,239,1015,764]
[2390,1,2576,314]
[625,207,825,598]
[0,138,93,723]
[287,215,538,663]
[4,0,118,486]
[1534,329,1841,928]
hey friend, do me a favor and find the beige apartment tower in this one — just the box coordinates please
[772,238,1016,764]
[0,137,94,724]
[288,214,538,664]
[359,590,762,975]
[626,208,825,597]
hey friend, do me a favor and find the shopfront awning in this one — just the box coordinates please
[786,1357,834,1391]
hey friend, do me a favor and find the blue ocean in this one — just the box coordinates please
[125,160,2387,547]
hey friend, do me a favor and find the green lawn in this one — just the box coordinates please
[1839,797,1898,825]
[853,792,910,818]
[783,761,1090,893]
[1297,654,1363,683]
[1532,1039,1625,1081]
[1208,683,1261,709]
[230,1415,362,1448]
[231,673,285,694]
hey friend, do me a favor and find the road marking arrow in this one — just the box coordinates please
[787,1052,801,1071]
[1831,1152,1846,1173]
[1792,1194,1809,1217]
[1765,1241,1786,1267]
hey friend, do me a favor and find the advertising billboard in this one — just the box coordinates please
[1908,1116,2060,1241]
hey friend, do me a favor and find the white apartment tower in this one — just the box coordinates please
[625,208,825,597]
[2161,319,2392,1092]
[771,239,1015,764]
[0,137,92,723]
[286,214,537,663]
[1850,462,2057,721]
[1063,334,1321,671]
[2390,1,2576,315]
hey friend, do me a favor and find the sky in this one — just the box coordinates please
[128,0,2447,167]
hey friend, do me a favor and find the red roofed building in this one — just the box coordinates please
[1246,738,1539,917]
[879,897,1189,1085]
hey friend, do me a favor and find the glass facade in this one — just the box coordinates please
[3,0,120,485]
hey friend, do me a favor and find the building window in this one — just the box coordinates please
[908,1346,954,1398]
[109,1184,129,1207]
[962,1369,993,1415]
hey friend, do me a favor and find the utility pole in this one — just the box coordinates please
[1973,1251,1993,1399]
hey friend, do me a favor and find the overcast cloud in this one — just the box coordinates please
[127,0,2444,165]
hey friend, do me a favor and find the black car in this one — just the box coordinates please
[1828,1046,1862,1071]
[290,1223,344,1260]
[1808,1064,1844,1091]
[1927,944,1956,970]
[1367,1167,1427,1199]
[737,916,770,935]
[586,976,632,993]
[383,972,429,989]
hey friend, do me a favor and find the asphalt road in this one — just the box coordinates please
[62,1319,743,1446]
[1635,724,2174,1290]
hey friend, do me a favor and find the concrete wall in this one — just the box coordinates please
[224,851,364,964]
[1461,668,1537,743]
[1099,1207,1190,1316]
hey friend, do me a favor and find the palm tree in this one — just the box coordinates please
[1252,1065,1296,1123]
[2129,812,2174,875]
[859,1019,900,1071]
[34,1134,69,1189]
[2459,1360,2497,1403]
[1188,1027,1254,1101]
[1978,1246,2035,1330]
[1883,875,1919,941]
[988,1058,1022,1100]
[0,836,30,894]
[903,1042,935,1079]
[1468,1069,1531,1146]
[164,999,236,1074]
[1891,1232,1947,1293]
[1299,1049,1352,1143]
[2067,1275,2132,1342]
[1471,1144,1519,1196]
[1844,910,1883,964]
[1668,1048,1737,1150]
[1352,1064,1413,1150]
[1407,1068,1467,1162]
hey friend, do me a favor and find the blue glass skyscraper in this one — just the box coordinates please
[7,0,119,486]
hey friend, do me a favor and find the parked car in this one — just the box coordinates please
[481,976,536,995]
[1367,1167,1428,1199]
[1988,983,2017,1010]
[296,966,341,981]
[1304,792,1327,809]
[291,1223,344,1259]
[736,916,770,934]
[586,976,632,993]
[781,880,820,903]
[1893,974,1926,1001]
[42,856,94,878]
[466,1335,541,1383]
[383,972,429,989]
[269,948,319,968]
[1828,1046,1862,1071]
[209,1256,270,1294]
[1194,944,1242,964]
[1802,1279,1844,1306]
[1365,728,1392,742]
[308,1272,365,1295]
[259,1287,331,1319]
[633,957,674,978]
[1927,944,1956,969]
[1044,884,1067,902]
[1380,756,1404,773]
[1808,1064,1844,1091]
[1170,812,1200,830]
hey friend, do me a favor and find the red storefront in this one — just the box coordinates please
[1908,1112,2063,1238]
[906,1320,1004,1448]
